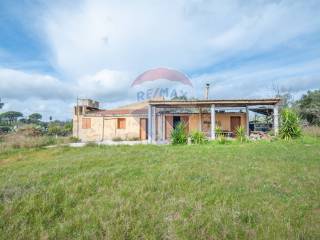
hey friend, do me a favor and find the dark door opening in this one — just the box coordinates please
[140,118,148,140]
[173,116,181,129]
[230,116,241,133]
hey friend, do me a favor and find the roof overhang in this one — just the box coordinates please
[148,98,281,108]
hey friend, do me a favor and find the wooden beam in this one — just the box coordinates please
[149,98,281,108]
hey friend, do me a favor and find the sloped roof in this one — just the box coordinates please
[149,98,281,107]
[87,101,149,117]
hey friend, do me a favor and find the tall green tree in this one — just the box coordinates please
[29,113,42,123]
[0,111,23,124]
[0,98,4,109]
[295,90,320,126]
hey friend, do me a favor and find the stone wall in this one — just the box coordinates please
[73,115,141,142]
[73,116,103,142]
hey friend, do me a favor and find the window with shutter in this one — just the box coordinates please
[82,118,91,129]
[117,118,126,129]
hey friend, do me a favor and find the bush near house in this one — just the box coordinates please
[190,130,207,144]
[112,136,123,141]
[215,126,230,144]
[235,126,247,143]
[170,122,188,145]
[280,108,302,140]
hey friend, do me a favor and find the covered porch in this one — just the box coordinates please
[146,99,281,143]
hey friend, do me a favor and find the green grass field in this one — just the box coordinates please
[0,138,319,239]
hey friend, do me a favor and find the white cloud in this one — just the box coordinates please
[201,0,320,65]
[0,68,72,100]
[1,0,320,119]
[0,68,75,120]
[76,69,132,101]
[192,58,320,99]
[41,0,320,75]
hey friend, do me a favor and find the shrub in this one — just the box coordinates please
[171,122,187,145]
[217,135,230,144]
[48,124,64,136]
[215,126,223,137]
[47,122,72,137]
[235,126,247,143]
[128,136,140,141]
[64,122,73,133]
[215,126,229,144]
[280,108,302,140]
[69,136,81,143]
[16,124,44,137]
[112,136,123,141]
[0,126,11,134]
[190,131,206,144]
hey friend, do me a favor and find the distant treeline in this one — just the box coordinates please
[0,110,72,136]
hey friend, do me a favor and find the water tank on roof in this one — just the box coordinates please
[78,99,99,109]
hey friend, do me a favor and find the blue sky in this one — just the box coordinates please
[0,0,320,120]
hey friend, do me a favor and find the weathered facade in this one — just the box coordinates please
[73,98,281,143]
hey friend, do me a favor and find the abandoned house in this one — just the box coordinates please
[73,97,281,143]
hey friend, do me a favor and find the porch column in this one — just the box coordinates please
[152,106,156,142]
[148,105,152,143]
[159,113,162,142]
[162,114,165,141]
[211,104,216,139]
[273,104,279,136]
[199,107,202,131]
[246,106,250,136]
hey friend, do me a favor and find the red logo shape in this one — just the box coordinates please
[131,67,192,87]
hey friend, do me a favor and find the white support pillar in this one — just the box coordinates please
[148,105,152,143]
[273,104,279,136]
[152,106,156,143]
[199,108,202,131]
[159,113,163,142]
[246,106,250,136]
[211,104,216,140]
[162,114,165,141]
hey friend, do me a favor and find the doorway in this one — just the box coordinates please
[173,116,181,129]
[230,116,241,133]
[140,118,148,140]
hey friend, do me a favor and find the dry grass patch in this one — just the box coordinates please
[303,126,320,138]
[0,133,73,153]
